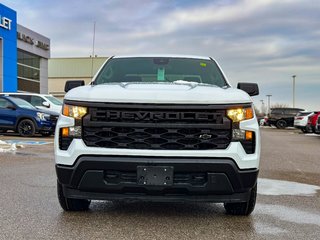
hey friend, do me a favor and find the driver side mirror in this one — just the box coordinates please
[237,83,259,96]
[42,101,50,108]
[65,80,85,92]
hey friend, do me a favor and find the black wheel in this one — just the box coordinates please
[57,181,90,211]
[224,184,257,216]
[41,131,52,137]
[301,128,308,133]
[17,119,35,137]
[304,126,312,133]
[276,119,287,129]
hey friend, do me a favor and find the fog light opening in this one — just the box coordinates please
[232,129,245,140]
[69,126,82,137]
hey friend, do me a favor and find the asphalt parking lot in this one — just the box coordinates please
[0,128,319,240]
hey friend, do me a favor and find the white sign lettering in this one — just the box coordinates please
[0,16,12,30]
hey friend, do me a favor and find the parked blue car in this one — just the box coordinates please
[0,96,59,137]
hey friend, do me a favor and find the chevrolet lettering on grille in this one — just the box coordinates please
[105,111,222,122]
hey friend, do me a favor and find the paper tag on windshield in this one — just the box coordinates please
[157,68,165,81]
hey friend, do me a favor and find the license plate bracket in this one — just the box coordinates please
[137,166,174,186]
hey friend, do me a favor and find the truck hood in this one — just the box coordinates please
[65,82,252,104]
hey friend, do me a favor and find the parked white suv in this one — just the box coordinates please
[55,55,260,215]
[0,93,62,114]
[294,111,314,133]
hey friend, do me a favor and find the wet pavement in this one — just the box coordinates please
[0,128,319,239]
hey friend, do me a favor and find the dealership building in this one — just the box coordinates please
[48,57,107,98]
[0,3,50,94]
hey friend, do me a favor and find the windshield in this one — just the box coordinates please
[45,96,63,106]
[94,57,228,87]
[9,97,35,110]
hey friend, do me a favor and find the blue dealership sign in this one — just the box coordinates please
[0,3,17,92]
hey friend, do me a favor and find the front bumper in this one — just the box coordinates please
[57,155,258,203]
[36,120,56,132]
[55,115,261,169]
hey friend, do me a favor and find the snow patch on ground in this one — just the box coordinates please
[0,140,23,152]
[258,178,320,196]
[305,133,320,137]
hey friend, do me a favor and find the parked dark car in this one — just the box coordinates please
[268,107,304,129]
[0,96,59,137]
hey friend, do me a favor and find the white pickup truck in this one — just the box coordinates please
[55,55,260,215]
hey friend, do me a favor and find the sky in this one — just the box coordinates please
[2,0,319,112]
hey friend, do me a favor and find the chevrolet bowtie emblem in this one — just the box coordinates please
[199,134,212,140]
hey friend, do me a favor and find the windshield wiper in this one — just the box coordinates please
[172,80,200,85]
[172,80,219,87]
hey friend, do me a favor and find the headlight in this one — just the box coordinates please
[60,104,87,143]
[37,112,46,121]
[227,107,253,122]
[228,107,255,154]
[62,104,87,119]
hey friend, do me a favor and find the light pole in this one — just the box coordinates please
[91,21,96,78]
[260,99,265,115]
[266,95,272,116]
[292,75,296,108]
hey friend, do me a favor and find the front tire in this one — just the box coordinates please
[17,119,35,137]
[57,181,91,211]
[276,119,287,129]
[306,125,312,133]
[224,184,257,216]
[301,127,309,133]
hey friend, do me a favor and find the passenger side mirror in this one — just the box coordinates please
[42,101,50,108]
[64,80,85,93]
[237,83,259,96]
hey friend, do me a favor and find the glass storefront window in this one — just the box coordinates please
[18,65,40,81]
[18,78,40,93]
[18,50,40,68]
[17,49,41,93]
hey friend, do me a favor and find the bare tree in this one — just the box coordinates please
[254,106,263,117]
[271,103,289,108]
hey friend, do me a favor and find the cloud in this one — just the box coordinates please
[1,0,319,109]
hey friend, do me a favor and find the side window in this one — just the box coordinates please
[30,96,43,106]
[0,99,9,109]
[11,95,31,103]
[272,110,283,115]
[286,109,299,115]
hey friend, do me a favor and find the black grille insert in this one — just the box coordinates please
[82,104,231,150]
